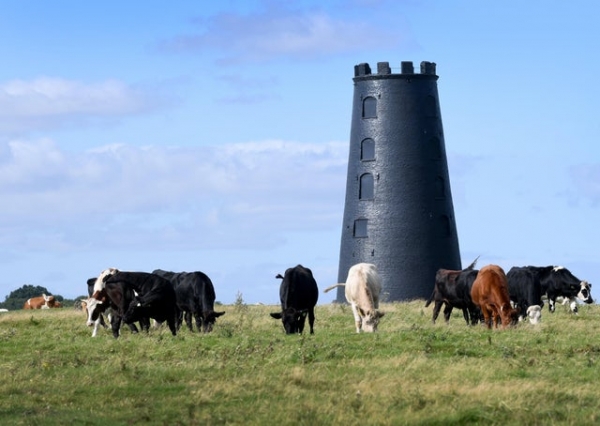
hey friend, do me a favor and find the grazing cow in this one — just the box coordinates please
[85,268,149,338]
[324,263,385,333]
[508,266,592,314]
[85,268,120,337]
[507,267,544,324]
[425,258,480,325]
[23,294,57,309]
[153,269,225,333]
[0,308,9,313]
[540,266,593,314]
[471,264,519,329]
[106,272,178,337]
[270,264,319,334]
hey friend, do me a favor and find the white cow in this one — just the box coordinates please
[324,263,385,332]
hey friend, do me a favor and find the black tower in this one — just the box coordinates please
[337,61,461,301]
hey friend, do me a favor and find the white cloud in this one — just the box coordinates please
[0,138,348,252]
[159,7,405,64]
[0,77,165,134]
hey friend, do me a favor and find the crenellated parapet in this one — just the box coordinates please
[354,61,437,78]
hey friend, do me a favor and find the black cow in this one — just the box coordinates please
[104,272,179,336]
[425,258,480,325]
[507,267,544,324]
[270,264,319,334]
[152,269,225,333]
[535,266,592,314]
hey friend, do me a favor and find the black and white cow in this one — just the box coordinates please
[270,264,319,334]
[105,272,179,336]
[85,268,150,338]
[510,266,592,314]
[506,267,544,324]
[152,269,225,333]
[425,258,480,325]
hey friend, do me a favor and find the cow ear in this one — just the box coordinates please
[214,311,226,317]
[378,311,385,318]
[270,312,282,319]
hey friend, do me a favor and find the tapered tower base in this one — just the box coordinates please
[337,61,461,302]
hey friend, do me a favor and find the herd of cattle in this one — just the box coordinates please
[17,260,594,336]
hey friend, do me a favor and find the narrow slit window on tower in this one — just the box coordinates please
[362,96,377,118]
[430,136,441,159]
[435,176,445,199]
[354,219,368,238]
[359,173,374,200]
[439,215,451,237]
[361,138,375,161]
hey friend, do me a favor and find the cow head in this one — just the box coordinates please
[201,310,226,333]
[85,290,108,326]
[577,281,593,304]
[123,296,147,325]
[526,305,542,325]
[360,308,385,332]
[270,308,308,334]
[42,294,56,309]
[500,304,520,328]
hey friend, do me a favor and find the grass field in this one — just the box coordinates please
[1,300,599,425]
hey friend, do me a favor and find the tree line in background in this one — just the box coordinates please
[0,285,83,310]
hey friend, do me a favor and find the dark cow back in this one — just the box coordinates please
[507,267,544,323]
[426,258,480,325]
[153,269,225,333]
[105,272,178,336]
[270,264,319,334]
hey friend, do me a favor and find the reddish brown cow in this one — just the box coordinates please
[23,294,57,309]
[470,265,519,329]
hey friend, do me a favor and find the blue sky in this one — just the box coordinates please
[1,0,598,304]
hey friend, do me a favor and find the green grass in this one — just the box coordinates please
[1,301,600,425]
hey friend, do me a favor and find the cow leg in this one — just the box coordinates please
[431,300,443,324]
[568,298,578,314]
[461,308,470,326]
[548,296,556,313]
[443,304,453,323]
[92,318,101,337]
[184,311,194,332]
[110,315,122,338]
[167,315,177,336]
[308,308,315,334]
[481,305,493,329]
[350,303,362,333]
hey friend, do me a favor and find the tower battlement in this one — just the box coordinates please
[354,61,437,77]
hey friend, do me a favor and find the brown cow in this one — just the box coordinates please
[23,294,57,309]
[470,265,518,329]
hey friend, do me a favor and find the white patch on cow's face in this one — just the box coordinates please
[527,305,541,325]
[577,281,593,304]
[85,298,103,326]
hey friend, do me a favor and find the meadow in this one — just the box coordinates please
[1,299,599,425]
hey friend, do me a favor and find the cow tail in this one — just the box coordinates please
[424,292,434,307]
[465,255,480,271]
[323,283,345,293]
